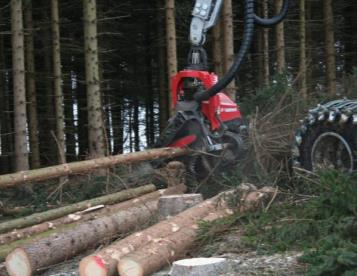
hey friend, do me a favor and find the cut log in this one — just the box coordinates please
[0,184,186,246]
[0,184,156,234]
[169,258,233,276]
[117,211,229,276]
[0,147,189,189]
[5,200,160,276]
[79,194,232,276]
[117,186,277,276]
[158,194,203,219]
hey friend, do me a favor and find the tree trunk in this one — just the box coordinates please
[0,184,156,234]
[83,0,106,159]
[0,7,12,173]
[51,0,67,165]
[165,0,177,116]
[275,0,286,74]
[133,98,140,151]
[117,211,228,276]
[0,147,189,189]
[12,0,29,172]
[324,0,336,96]
[212,19,223,78]
[112,96,123,154]
[262,0,270,85]
[24,0,40,169]
[299,0,307,98]
[343,3,357,74]
[41,21,57,165]
[6,200,160,275]
[157,0,168,132]
[221,0,236,99]
[0,185,186,246]
[79,193,231,276]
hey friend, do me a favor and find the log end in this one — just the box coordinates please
[170,257,230,276]
[117,258,144,276]
[79,255,108,276]
[5,248,32,276]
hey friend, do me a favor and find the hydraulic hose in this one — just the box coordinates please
[194,0,255,102]
[254,0,289,27]
[194,0,289,103]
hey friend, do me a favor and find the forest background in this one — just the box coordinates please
[0,0,356,174]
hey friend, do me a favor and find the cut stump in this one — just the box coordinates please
[158,194,203,219]
[170,258,232,276]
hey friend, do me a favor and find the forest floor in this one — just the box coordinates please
[1,166,356,275]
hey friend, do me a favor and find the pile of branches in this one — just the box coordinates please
[240,78,307,183]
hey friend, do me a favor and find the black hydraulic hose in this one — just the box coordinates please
[254,0,289,27]
[194,0,255,102]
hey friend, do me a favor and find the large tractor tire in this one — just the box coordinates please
[292,99,357,172]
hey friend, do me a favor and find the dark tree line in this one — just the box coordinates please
[0,0,356,174]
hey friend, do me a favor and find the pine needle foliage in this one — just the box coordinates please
[197,171,357,275]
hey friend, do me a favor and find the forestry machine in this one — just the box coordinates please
[155,0,289,177]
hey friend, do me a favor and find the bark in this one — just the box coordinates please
[157,0,168,131]
[41,22,57,164]
[299,0,307,98]
[51,0,66,164]
[262,0,270,85]
[221,0,236,99]
[212,19,223,78]
[112,96,123,154]
[344,3,357,74]
[275,0,286,74]
[165,0,177,116]
[79,193,232,276]
[0,184,156,234]
[24,0,40,169]
[83,0,106,159]
[0,186,185,245]
[5,200,160,275]
[133,98,140,151]
[117,186,276,276]
[117,211,229,276]
[0,7,10,173]
[12,0,29,171]
[0,147,189,189]
[324,0,336,96]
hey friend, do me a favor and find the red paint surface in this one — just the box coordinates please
[93,256,107,270]
[171,70,242,131]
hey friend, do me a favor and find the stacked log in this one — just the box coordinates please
[80,186,276,276]
[0,184,156,234]
[117,210,229,276]
[0,185,185,245]
[5,184,187,276]
[79,194,232,276]
[117,186,276,276]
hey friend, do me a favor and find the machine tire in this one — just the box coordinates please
[293,101,357,172]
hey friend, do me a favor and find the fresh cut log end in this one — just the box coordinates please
[117,258,143,276]
[170,257,230,276]
[5,248,32,276]
[79,255,108,276]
